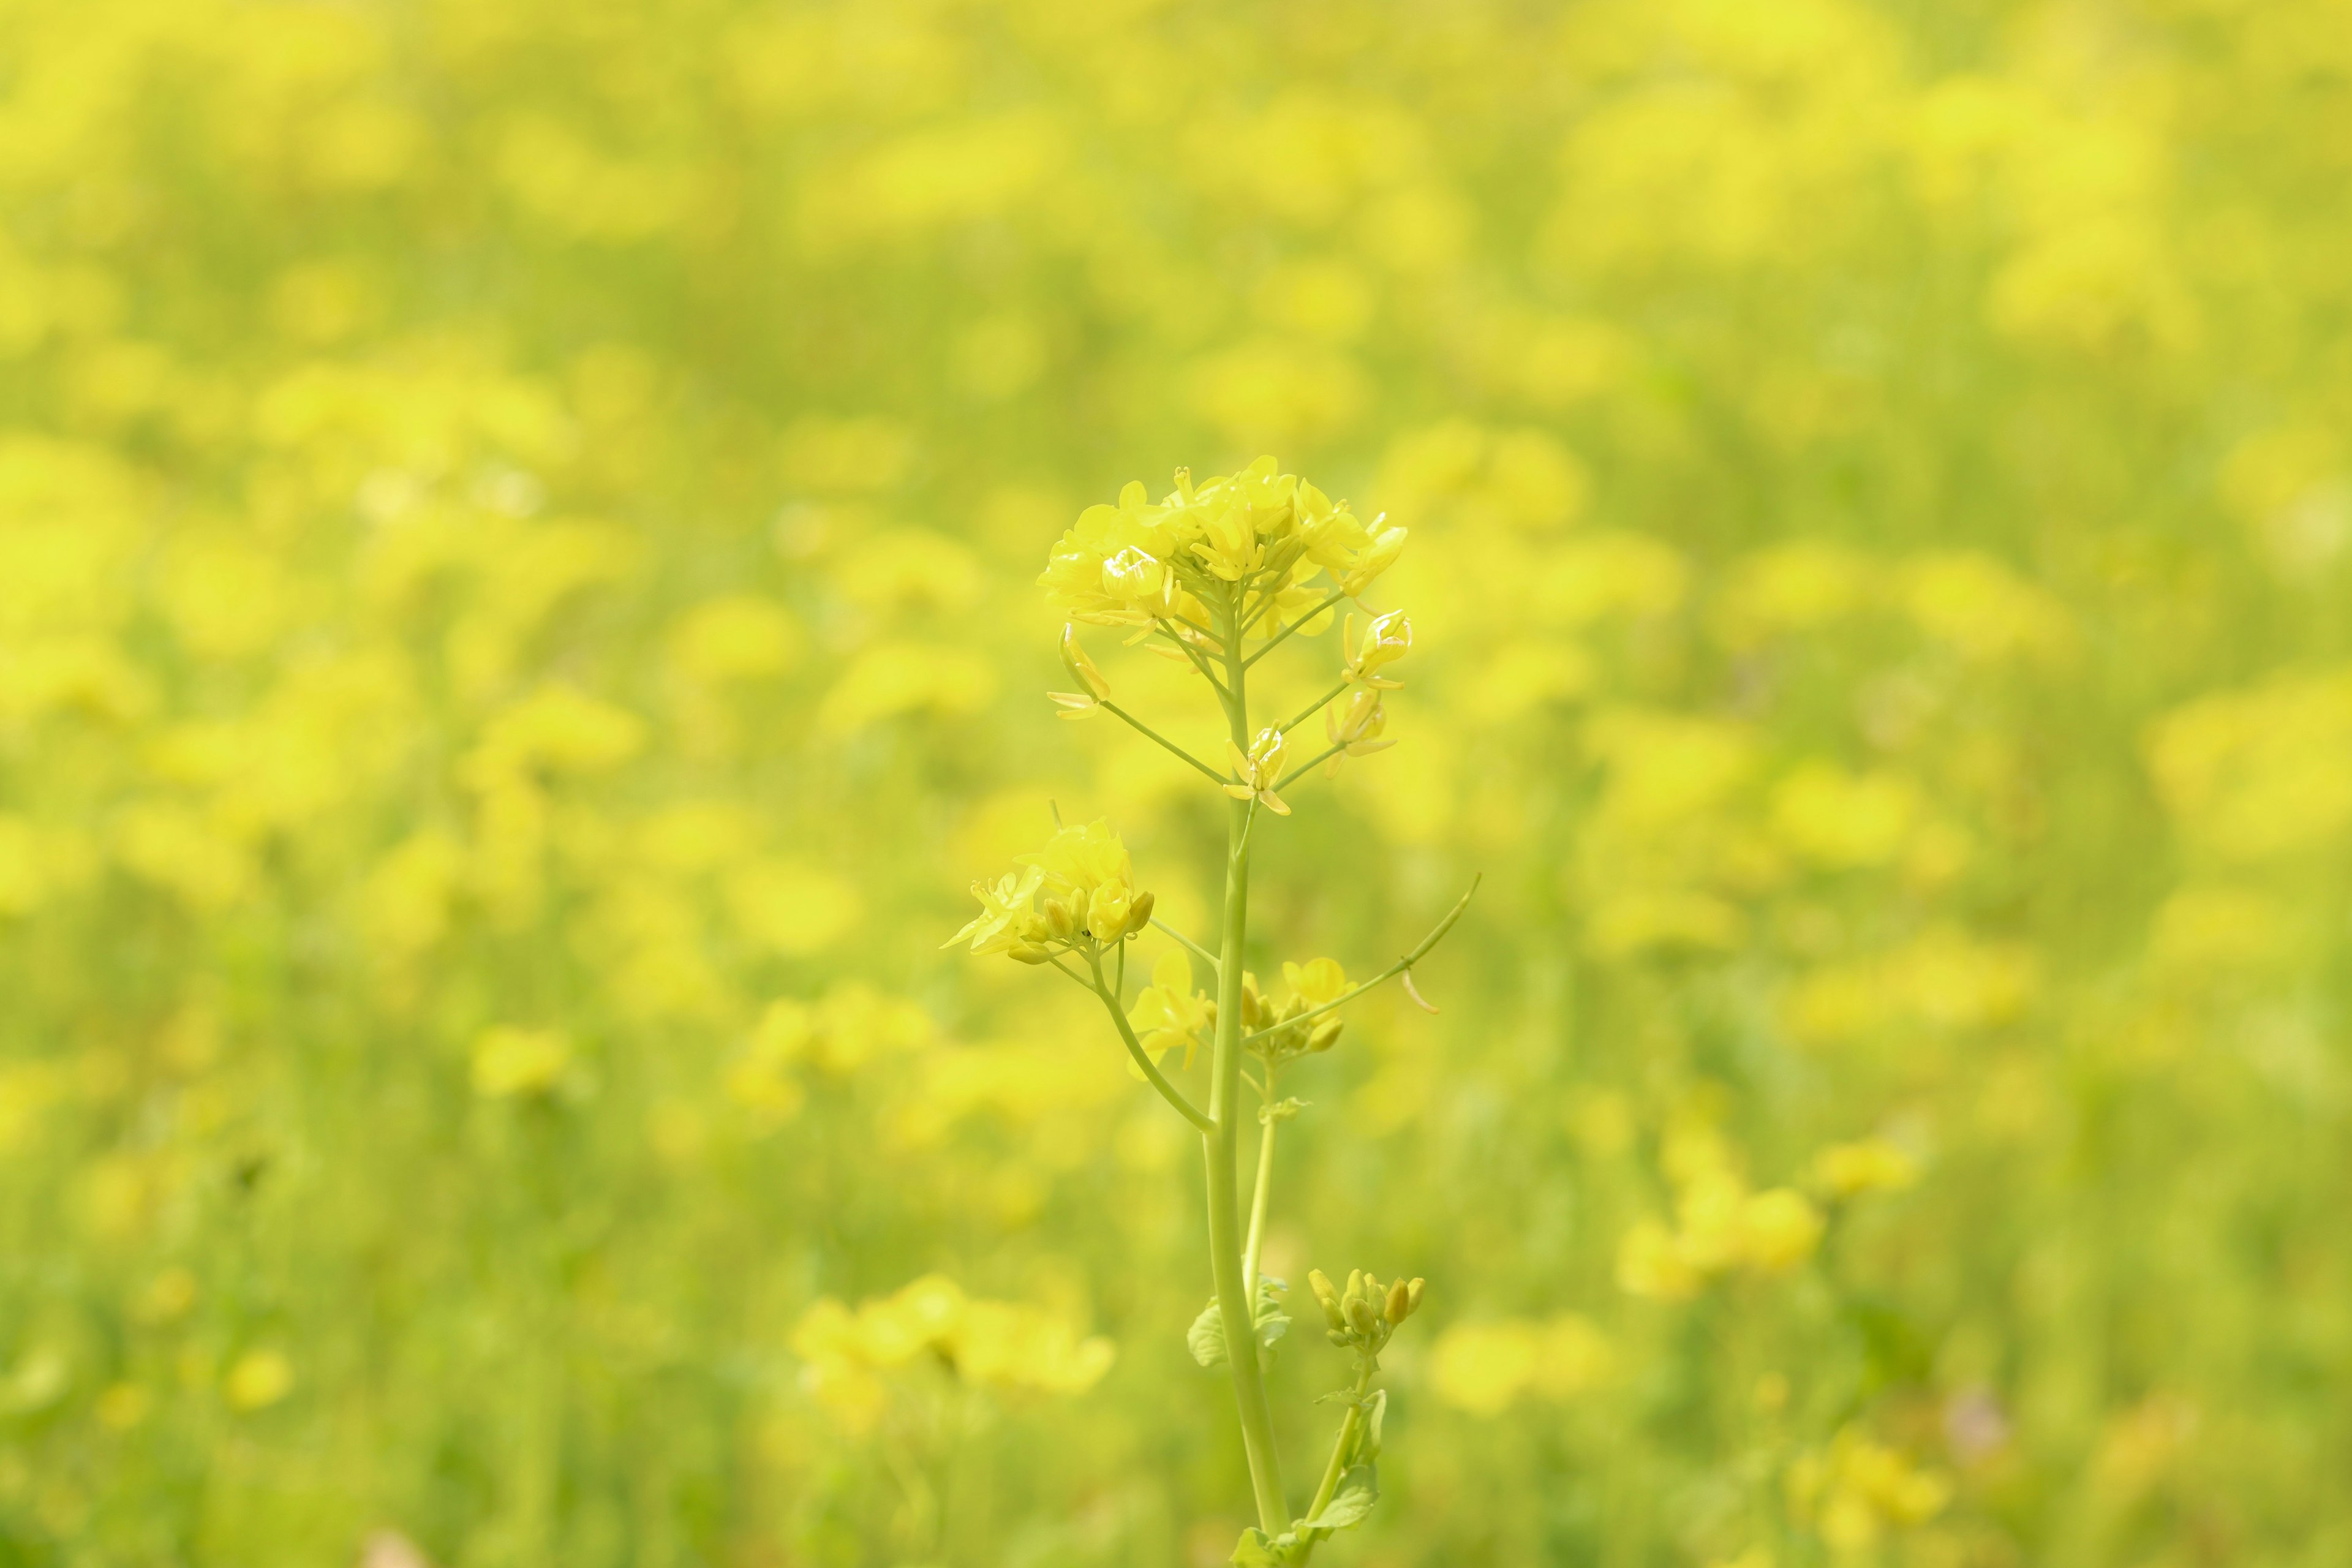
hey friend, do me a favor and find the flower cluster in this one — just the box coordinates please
[943,819,1153,963]
[1038,457,1406,642]
[1308,1267,1425,1357]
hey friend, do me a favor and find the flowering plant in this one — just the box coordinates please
[948,457,1474,1561]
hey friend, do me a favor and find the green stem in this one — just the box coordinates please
[1207,601,1289,1536]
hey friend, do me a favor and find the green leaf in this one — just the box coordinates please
[1188,1299,1229,1368]
[1190,1280,1291,1370]
[1253,1275,1292,1349]
[1227,1528,1306,1565]
[1303,1464,1379,1532]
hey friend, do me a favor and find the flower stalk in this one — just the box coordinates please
[944,458,1472,1561]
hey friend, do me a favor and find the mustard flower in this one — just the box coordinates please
[1343,609,1412,688]
[941,864,1048,959]
[1128,950,1213,1068]
[1224,726,1292,815]
[1322,688,1395,775]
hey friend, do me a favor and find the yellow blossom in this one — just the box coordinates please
[1128,950,1212,1068]
[1343,609,1412,688]
[1224,726,1292,815]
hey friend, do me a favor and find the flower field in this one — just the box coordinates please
[1,0,2348,1562]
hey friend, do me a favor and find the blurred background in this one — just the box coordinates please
[2,0,2348,1563]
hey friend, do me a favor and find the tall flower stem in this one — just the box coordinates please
[1207,599,1289,1534]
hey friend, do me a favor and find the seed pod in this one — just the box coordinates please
[1406,1278,1426,1315]
[1122,889,1156,937]
[1307,1019,1344,1053]
[1041,899,1075,941]
[1385,1278,1411,1324]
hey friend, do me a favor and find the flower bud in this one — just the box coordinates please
[1122,889,1156,938]
[1067,885,1090,930]
[1385,1278,1411,1325]
[1406,1277,1426,1316]
[1241,977,1268,1030]
[1344,1297,1377,1336]
[1041,899,1076,940]
[1309,1269,1343,1330]
[1307,1018,1344,1053]
[1344,1268,1364,1305]
[1326,1328,1351,1346]
[1007,942,1054,965]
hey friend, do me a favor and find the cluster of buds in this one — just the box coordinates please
[942,819,1155,965]
[1309,1268,1426,1356]
[1239,965,1349,1061]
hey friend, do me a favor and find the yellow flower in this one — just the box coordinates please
[1281,956,1349,1006]
[1322,687,1395,775]
[1129,949,1212,1068]
[942,864,1047,956]
[1343,609,1412,688]
[1223,726,1292,815]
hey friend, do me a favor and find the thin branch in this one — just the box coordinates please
[1272,739,1346,793]
[1276,677,1352,739]
[1239,875,1482,1048]
[1099,700,1227,786]
[1152,917,1221,978]
[1244,587,1349,669]
[1087,955,1215,1134]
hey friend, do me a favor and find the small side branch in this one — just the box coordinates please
[1238,875,1482,1047]
[1088,955,1216,1134]
[1272,740,1346,793]
[1276,677,1353,739]
[1100,700,1227,786]
[1244,587,1349,669]
[1152,917,1221,978]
